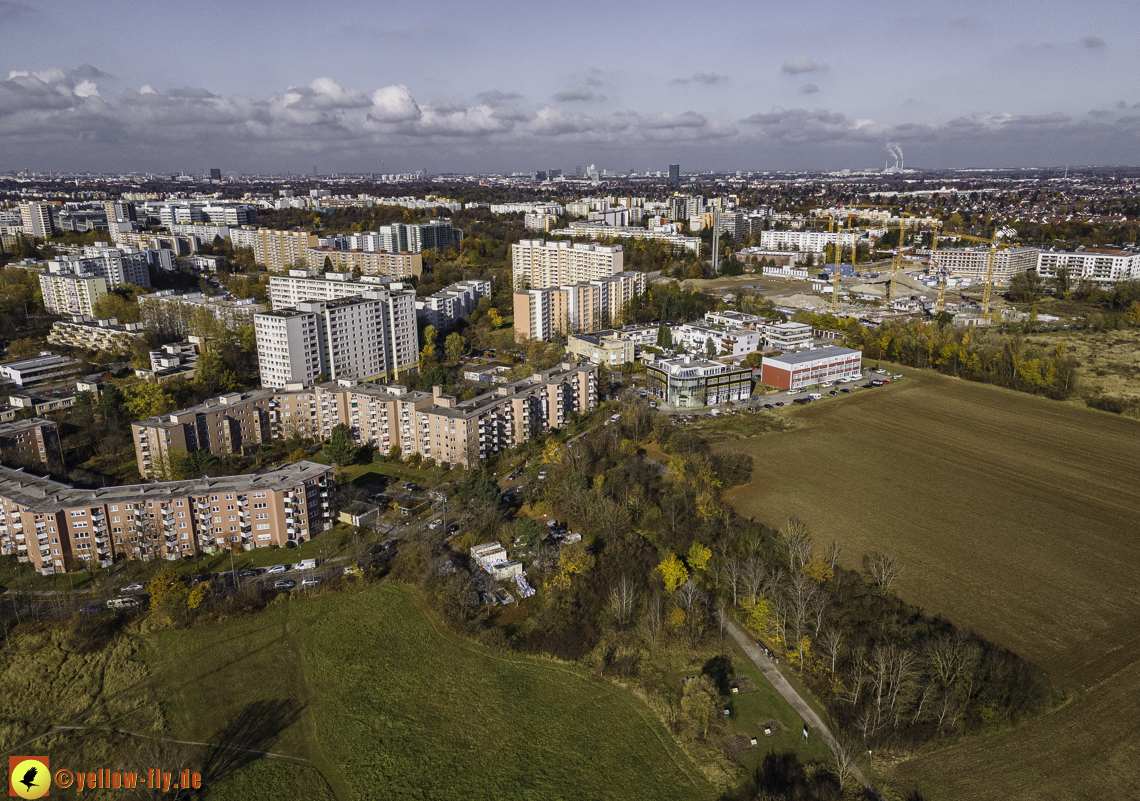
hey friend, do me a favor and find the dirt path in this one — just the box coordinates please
[724,618,877,795]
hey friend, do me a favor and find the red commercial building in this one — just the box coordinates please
[760,346,863,390]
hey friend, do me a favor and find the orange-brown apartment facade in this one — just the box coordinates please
[132,362,598,477]
[0,460,334,575]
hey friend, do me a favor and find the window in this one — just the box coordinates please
[254,513,268,520]
[110,505,119,512]
[227,505,235,511]
[225,494,234,500]
[176,501,184,507]
[228,515,236,522]
[179,522,187,529]
[69,510,86,517]
[256,523,270,531]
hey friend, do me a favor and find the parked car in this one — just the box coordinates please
[267,564,287,574]
[775,402,785,407]
[428,520,441,529]
[81,603,103,614]
[840,388,851,394]
[763,404,774,409]
[829,390,838,395]
[122,582,145,592]
[274,579,296,590]
[538,471,547,480]
[301,578,322,587]
[239,568,261,578]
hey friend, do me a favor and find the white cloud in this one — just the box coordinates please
[3,64,1138,171]
[370,84,421,122]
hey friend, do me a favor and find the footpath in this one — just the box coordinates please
[724,618,877,794]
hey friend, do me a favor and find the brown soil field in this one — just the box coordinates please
[711,369,1140,799]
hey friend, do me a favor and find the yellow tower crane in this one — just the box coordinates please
[938,231,1012,319]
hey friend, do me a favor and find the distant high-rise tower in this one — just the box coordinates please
[313,165,318,177]
[210,168,221,180]
[668,164,680,185]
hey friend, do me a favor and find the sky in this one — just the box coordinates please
[1,0,1138,174]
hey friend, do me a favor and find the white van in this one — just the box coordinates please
[808,393,822,401]
[106,597,140,610]
[293,558,318,571]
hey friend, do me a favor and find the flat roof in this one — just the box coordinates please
[765,346,861,366]
[0,417,54,436]
[0,460,331,513]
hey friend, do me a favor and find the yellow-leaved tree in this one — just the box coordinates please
[546,541,595,590]
[686,542,712,572]
[803,552,834,583]
[748,597,771,634]
[658,553,689,593]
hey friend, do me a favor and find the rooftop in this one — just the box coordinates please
[0,417,55,437]
[0,460,331,513]
[764,346,861,366]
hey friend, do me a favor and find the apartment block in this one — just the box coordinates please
[415,279,491,331]
[19,201,55,238]
[229,227,319,271]
[930,247,1041,284]
[38,270,108,316]
[265,275,417,379]
[566,331,635,367]
[255,295,388,389]
[267,270,394,308]
[1035,249,1140,285]
[301,247,422,279]
[759,230,857,253]
[138,290,266,336]
[0,418,62,465]
[47,243,153,288]
[672,323,762,358]
[47,315,146,352]
[0,461,335,574]
[513,271,645,341]
[511,239,623,290]
[312,361,597,466]
[131,363,598,476]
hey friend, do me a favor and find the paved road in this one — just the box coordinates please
[724,617,877,794]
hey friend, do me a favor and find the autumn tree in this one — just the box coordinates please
[657,552,689,593]
[445,332,465,363]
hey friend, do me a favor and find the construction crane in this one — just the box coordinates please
[938,230,1011,319]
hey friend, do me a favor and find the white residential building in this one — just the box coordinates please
[268,270,395,308]
[759,230,857,253]
[554,222,702,254]
[930,247,1041,284]
[1035,249,1140,285]
[137,290,266,336]
[672,323,762,358]
[19,201,55,238]
[261,274,418,381]
[46,243,152,288]
[511,239,624,290]
[415,279,491,331]
[255,296,388,388]
[38,270,108,316]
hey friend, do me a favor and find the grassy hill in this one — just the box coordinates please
[142,583,717,801]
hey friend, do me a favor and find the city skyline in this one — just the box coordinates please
[1,0,1138,173]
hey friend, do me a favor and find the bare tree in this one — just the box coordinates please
[741,556,768,605]
[862,551,903,593]
[676,578,706,612]
[846,646,868,706]
[826,539,843,572]
[780,515,813,571]
[810,587,831,636]
[828,735,861,790]
[642,591,664,646]
[609,574,636,626]
[788,572,817,645]
[820,628,843,676]
[719,556,742,606]
[714,604,730,638]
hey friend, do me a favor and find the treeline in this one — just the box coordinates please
[849,321,1079,399]
[388,404,1052,774]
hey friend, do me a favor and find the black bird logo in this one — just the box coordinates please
[18,767,40,791]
